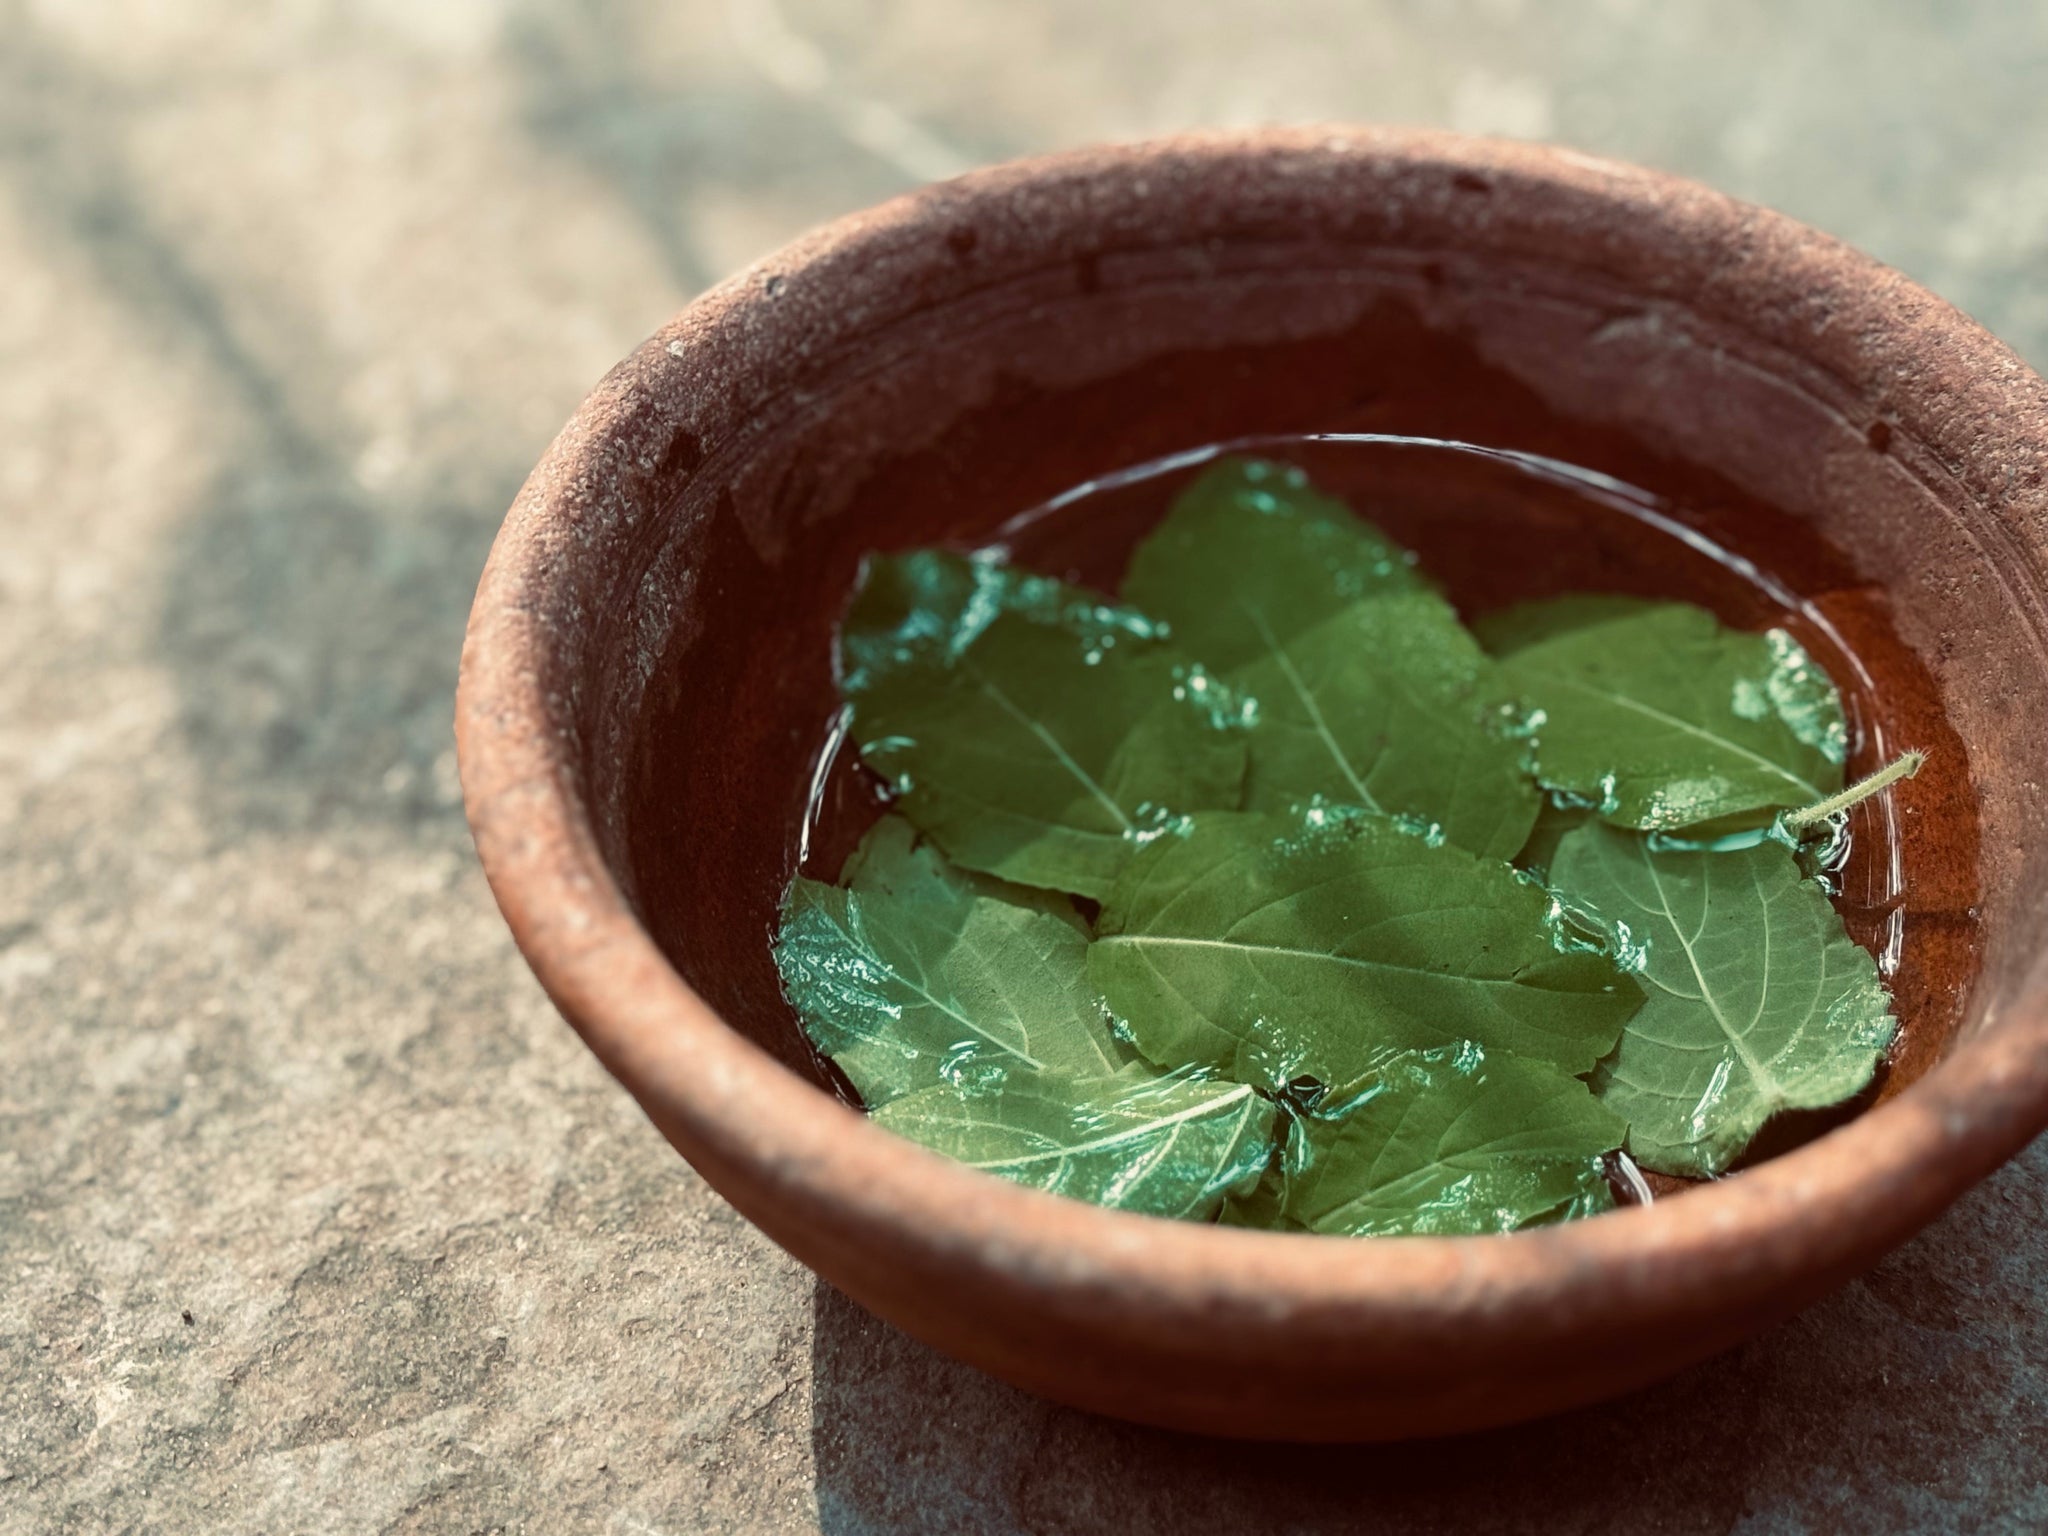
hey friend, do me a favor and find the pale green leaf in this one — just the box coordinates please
[1088,808,1642,1091]
[773,817,1123,1105]
[1494,600,1847,831]
[839,550,1247,899]
[1228,592,1539,859]
[872,1069,1278,1219]
[1552,821,1898,1177]
[1121,456,1424,669]
[1119,459,1533,856]
[1281,1042,1624,1237]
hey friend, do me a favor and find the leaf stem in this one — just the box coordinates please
[1781,750,1925,831]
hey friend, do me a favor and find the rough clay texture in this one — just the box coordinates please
[5,2,2047,1531]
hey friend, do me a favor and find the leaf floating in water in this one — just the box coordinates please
[872,1069,1278,1220]
[1215,1154,1298,1230]
[1514,798,1595,882]
[838,550,1248,900]
[1123,460,1535,856]
[1121,455,1424,668]
[1550,820,1898,1177]
[1088,808,1642,1090]
[1226,593,1539,859]
[1281,1043,1625,1237]
[770,455,1906,1236]
[773,817,1124,1106]
[1470,594,1662,657]
[1486,599,1847,832]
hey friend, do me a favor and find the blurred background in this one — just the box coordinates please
[7,2,2047,1531]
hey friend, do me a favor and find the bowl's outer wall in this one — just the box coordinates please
[458,129,2048,1439]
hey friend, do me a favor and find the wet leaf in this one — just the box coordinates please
[1215,1149,1297,1229]
[1121,459,1534,856]
[872,1069,1278,1220]
[1281,1042,1624,1237]
[1515,799,1594,881]
[839,550,1248,900]
[773,817,1123,1105]
[1551,821,1897,1177]
[1088,808,1641,1091]
[1227,591,1539,858]
[1121,456,1424,668]
[1491,599,1847,831]
[1471,594,1660,656]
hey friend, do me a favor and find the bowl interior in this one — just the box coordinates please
[465,136,2048,1437]
[593,238,2028,1138]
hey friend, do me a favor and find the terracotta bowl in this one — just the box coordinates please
[456,128,2048,1440]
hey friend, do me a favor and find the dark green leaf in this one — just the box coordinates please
[1215,1148,1297,1229]
[1552,821,1898,1177]
[1088,808,1641,1090]
[872,1069,1278,1219]
[1472,594,1660,657]
[1228,591,1539,859]
[773,817,1123,1105]
[1495,600,1847,831]
[1121,457,1423,669]
[1281,1042,1624,1237]
[839,550,1248,899]
[1515,799,1594,881]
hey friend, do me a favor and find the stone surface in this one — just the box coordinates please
[3,1,2046,1529]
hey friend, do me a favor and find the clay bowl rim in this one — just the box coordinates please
[458,127,2048,1361]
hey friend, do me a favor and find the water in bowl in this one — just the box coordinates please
[794,433,1974,1191]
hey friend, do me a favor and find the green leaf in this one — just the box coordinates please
[839,550,1248,899]
[1088,808,1641,1091]
[871,1069,1278,1220]
[1281,1043,1624,1237]
[1228,592,1539,859]
[1494,600,1848,831]
[1121,456,1424,669]
[1215,1148,1297,1229]
[1551,821,1898,1177]
[833,813,1007,902]
[1118,459,1533,857]
[773,817,1123,1105]
[1472,594,1660,657]
[1515,799,1594,881]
